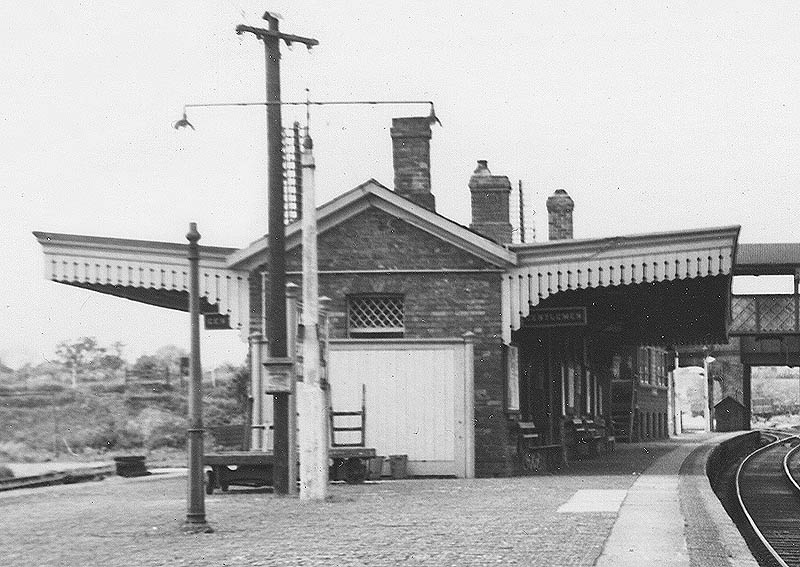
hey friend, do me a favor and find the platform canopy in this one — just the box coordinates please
[503,226,741,345]
[33,231,250,334]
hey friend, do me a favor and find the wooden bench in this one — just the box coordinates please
[566,417,612,457]
[516,421,563,473]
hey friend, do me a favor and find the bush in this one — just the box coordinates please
[2,361,247,459]
[20,375,68,391]
[0,465,13,479]
[135,408,187,450]
[65,425,119,452]
[0,441,31,462]
[88,382,126,394]
[204,397,246,427]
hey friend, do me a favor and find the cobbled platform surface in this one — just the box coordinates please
[0,434,752,567]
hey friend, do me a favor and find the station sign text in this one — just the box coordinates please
[526,307,587,328]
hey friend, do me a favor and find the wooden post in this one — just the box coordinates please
[462,332,475,479]
[249,332,265,450]
[703,353,712,433]
[319,295,332,447]
[285,282,300,495]
[298,133,328,500]
[263,14,289,496]
[669,351,680,436]
[182,222,212,533]
[236,11,318,497]
[742,364,752,431]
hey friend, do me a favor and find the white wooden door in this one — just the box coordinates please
[328,339,474,477]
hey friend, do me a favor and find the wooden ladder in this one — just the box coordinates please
[330,384,367,448]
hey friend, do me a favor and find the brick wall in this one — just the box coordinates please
[391,117,435,212]
[468,160,512,245]
[546,189,574,241]
[249,206,513,476]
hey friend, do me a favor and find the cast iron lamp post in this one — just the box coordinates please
[182,222,213,533]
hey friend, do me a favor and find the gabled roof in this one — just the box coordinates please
[226,179,517,271]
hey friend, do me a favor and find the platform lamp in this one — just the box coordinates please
[182,222,213,533]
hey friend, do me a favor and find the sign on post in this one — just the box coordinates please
[204,313,231,330]
[264,357,295,394]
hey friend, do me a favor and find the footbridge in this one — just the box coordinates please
[677,242,800,430]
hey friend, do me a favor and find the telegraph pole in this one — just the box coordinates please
[518,180,525,243]
[236,13,318,495]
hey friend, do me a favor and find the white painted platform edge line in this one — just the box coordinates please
[697,461,760,567]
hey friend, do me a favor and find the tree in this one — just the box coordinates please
[131,355,164,383]
[153,345,188,387]
[55,337,105,388]
[225,365,249,414]
[96,341,126,379]
[130,346,187,387]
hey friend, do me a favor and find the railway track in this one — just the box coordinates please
[736,430,800,567]
[0,466,113,493]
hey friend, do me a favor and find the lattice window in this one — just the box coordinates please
[348,295,404,338]
[758,295,794,333]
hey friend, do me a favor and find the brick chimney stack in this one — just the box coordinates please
[391,116,435,212]
[546,189,574,240]
[469,160,513,244]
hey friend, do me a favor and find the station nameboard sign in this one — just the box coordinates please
[526,307,587,328]
[204,313,231,330]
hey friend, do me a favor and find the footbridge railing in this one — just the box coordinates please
[730,294,800,336]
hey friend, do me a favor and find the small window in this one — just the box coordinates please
[348,295,404,338]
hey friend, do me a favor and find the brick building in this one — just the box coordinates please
[35,115,739,477]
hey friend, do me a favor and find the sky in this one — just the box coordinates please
[2,1,800,369]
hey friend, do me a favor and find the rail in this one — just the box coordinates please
[0,465,114,492]
[735,431,800,567]
[784,441,800,493]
